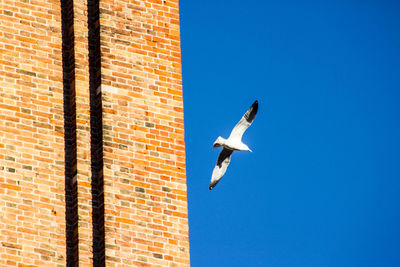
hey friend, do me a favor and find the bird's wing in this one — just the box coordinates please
[228,100,258,141]
[209,148,233,190]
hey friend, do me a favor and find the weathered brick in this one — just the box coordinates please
[1,0,189,266]
[0,0,66,265]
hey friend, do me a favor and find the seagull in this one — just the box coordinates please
[209,100,258,190]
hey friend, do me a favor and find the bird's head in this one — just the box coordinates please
[213,136,225,148]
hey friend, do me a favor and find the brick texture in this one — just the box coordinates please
[0,0,189,266]
[99,0,189,266]
[0,0,66,266]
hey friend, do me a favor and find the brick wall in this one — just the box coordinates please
[0,0,189,266]
[99,0,189,266]
[0,0,66,265]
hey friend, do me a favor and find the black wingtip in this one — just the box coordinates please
[253,100,258,112]
[209,182,216,190]
[244,100,258,122]
[208,183,216,190]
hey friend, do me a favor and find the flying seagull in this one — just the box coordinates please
[209,100,258,190]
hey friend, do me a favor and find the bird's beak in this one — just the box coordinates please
[249,149,253,152]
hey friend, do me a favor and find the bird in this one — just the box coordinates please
[209,100,258,190]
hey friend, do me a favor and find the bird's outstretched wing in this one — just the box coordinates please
[228,100,258,141]
[209,148,233,190]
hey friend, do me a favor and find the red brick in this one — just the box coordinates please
[1,0,189,266]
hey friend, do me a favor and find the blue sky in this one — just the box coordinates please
[180,1,400,266]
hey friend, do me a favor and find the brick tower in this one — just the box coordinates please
[0,0,189,266]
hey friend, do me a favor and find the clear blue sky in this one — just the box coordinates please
[180,1,400,266]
